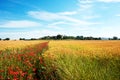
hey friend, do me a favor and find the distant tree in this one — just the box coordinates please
[76,36,84,40]
[98,37,102,40]
[40,36,50,40]
[108,38,111,40]
[23,38,25,40]
[45,36,50,40]
[62,35,75,40]
[84,37,88,40]
[19,38,22,40]
[69,36,75,39]
[89,36,93,40]
[19,38,25,40]
[4,38,10,40]
[56,34,63,40]
[79,36,84,40]
[39,35,110,40]
[76,36,80,40]
[51,36,56,40]
[0,38,1,40]
[63,35,68,39]
[113,36,118,40]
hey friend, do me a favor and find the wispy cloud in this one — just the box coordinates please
[46,21,67,30]
[0,20,41,28]
[49,21,66,25]
[76,0,101,20]
[116,14,120,16]
[98,0,120,2]
[28,11,59,21]
[83,15,100,20]
[58,11,77,16]
[80,0,93,4]
[77,0,93,11]
[28,11,100,26]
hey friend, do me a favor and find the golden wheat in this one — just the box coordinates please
[44,40,120,58]
[0,40,46,50]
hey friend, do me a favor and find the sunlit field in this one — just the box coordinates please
[0,40,120,80]
[45,40,120,57]
[0,40,46,50]
[44,40,120,80]
[0,41,51,80]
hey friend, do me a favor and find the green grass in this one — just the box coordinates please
[43,41,120,80]
[50,53,120,80]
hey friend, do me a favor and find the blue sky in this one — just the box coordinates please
[0,0,120,39]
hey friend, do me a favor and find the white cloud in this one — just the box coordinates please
[79,0,93,3]
[76,0,102,20]
[77,0,93,11]
[28,11,100,26]
[49,21,66,26]
[58,11,77,16]
[83,15,100,19]
[47,25,63,30]
[0,20,41,28]
[116,14,120,16]
[46,21,66,30]
[98,0,120,2]
[28,11,59,21]
[79,4,93,10]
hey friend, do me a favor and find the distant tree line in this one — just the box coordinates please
[108,36,119,40]
[0,35,120,41]
[40,34,102,40]
[39,35,120,40]
[0,38,10,41]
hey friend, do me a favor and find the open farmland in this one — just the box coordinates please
[0,41,51,80]
[44,40,120,80]
[0,40,120,80]
[1,0,120,80]
[0,40,46,50]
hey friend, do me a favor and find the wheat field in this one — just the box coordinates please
[44,40,120,80]
[0,40,120,80]
[0,40,46,50]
